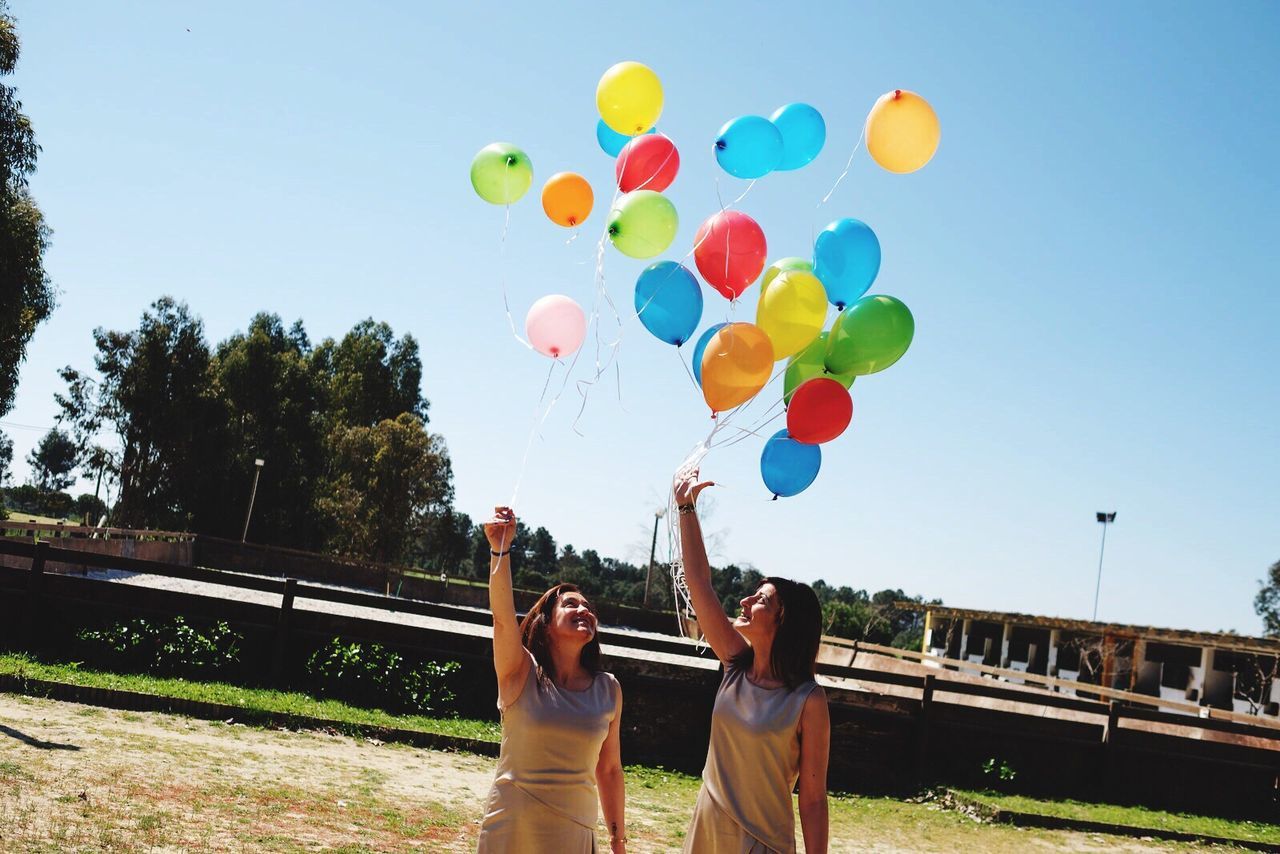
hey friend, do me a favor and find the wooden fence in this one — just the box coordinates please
[1,538,1277,818]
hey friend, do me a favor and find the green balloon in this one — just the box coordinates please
[784,332,855,404]
[607,190,678,259]
[763,257,813,292]
[824,295,915,376]
[470,143,533,205]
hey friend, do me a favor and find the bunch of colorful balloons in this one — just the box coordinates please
[470,60,940,499]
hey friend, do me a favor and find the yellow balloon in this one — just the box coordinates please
[865,89,940,174]
[701,322,774,413]
[596,61,663,135]
[756,270,828,360]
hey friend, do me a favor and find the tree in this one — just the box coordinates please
[73,492,107,525]
[56,298,221,529]
[0,3,54,417]
[317,413,454,565]
[26,427,76,491]
[205,313,325,546]
[312,319,427,429]
[414,506,473,575]
[0,426,11,486]
[1256,559,1280,637]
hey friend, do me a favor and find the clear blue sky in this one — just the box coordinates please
[6,2,1279,634]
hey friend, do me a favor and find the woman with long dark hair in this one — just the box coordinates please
[476,506,626,853]
[674,472,831,854]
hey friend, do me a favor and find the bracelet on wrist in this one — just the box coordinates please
[490,548,511,557]
[677,503,696,515]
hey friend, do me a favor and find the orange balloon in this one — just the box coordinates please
[541,172,594,227]
[700,322,774,413]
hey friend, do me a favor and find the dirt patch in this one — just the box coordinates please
[1,694,1221,852]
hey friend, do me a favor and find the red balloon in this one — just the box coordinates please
[786,378,853,444]
[693,210,767,300]
[616,133,680,193]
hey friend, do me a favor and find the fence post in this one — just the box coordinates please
[915,674,935,782]
[272,578,297,686]
[25,540,49,648]
[1103,700,1120,745]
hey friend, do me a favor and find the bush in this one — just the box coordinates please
[77,617,242,677]
[305,637,459,715]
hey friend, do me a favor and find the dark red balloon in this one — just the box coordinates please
[786,378,853,444]
[693,210,767,300]
[616,133,680,193]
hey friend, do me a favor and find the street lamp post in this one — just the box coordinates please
[1092,511,1116,621]
[241,458,265,543]
[643,507,668,608]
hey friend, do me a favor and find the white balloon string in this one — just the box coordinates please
[818,126,866,207]
[498,169,534,353]
[509,358,561,508]
[676,345,699,392]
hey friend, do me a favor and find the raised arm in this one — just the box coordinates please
[595,679,626,853]
[485,506,530,706]
[797,687,831,854]
[674,469,747,664]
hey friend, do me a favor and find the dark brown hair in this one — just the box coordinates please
[732,576,822,690]
[519,583,602,683]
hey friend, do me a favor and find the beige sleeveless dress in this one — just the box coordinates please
[683,659,819,854]
[476,662,619,853]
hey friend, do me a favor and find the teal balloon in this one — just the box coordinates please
[760,429,821,498]
[825,295,915,376]
[714,115,783,179]
[770,103,825,170]
[470,143,533,205]
[691,323,728,387]
[635,261,703,346]
[813,218,881,309]
[597,120,656,157]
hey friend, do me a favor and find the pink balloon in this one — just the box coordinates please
[525,295,586,359]
[616,133,680,193]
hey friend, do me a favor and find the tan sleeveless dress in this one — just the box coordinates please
[683,659,819,854]
[476,662,619,853]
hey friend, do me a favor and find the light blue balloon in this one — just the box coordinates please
[635,261,704,346]
[691,322,729,387]
[769,103,825,171]
[813,218,882,309]
[714,115,783,179]
[597,120,656,157]
[760,429,821,498]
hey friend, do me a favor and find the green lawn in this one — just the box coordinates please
[0,652,501,743]
[954,789,1280,845]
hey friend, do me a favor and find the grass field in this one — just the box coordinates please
[5,693,1256,853]
[3,653,1277,851]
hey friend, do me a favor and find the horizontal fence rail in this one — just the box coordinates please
[4,538,1280,751]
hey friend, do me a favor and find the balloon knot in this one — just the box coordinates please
[505,155,518,166]
[715,139,727,150]
[893,89,902,100]
[568,217,577,226]
[836,303,846,311]
[608,225,619,236]
[771,494,779,501]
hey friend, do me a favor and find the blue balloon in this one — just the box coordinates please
[714,115,783,179]
[813,218,882,309]
[635,261,704,346]
[769,103,825,171]
[597,120,656,157]
[760,429,821,498]
[691,322,729,387]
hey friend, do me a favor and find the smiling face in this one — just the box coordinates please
[549,589,598,645]
[733,582,781,646]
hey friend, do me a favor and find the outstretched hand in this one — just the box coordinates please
[484,506,517,552]
[673,468,714,508]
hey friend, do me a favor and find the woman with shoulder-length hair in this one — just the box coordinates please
[674,471,831,854]
[476,506,627,854]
